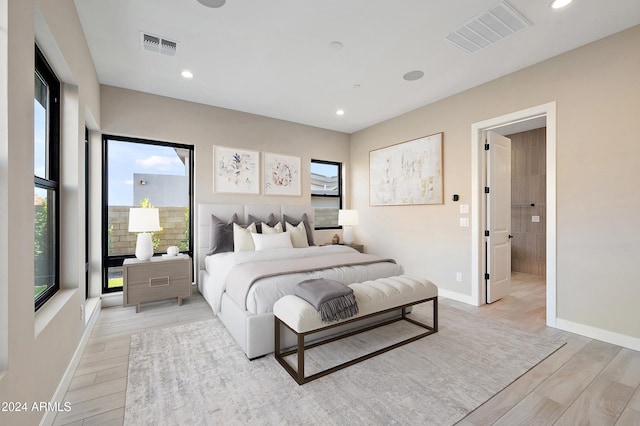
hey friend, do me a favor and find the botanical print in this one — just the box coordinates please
[370,132,443,205]
[213,146,259,194]
[264,152,301,196]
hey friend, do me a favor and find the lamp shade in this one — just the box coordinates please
[338,209,359,227]
[128,208,161,233]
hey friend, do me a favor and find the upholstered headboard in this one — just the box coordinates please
[196,203,315,283]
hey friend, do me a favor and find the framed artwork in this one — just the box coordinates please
[369,132,443,206]
[213,145,260,194]
[263,152,301,196]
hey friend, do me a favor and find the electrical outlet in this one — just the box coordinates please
[532,215,540,223]
[456,272,463,282]
[459,217,469,227]
[459,204,469,214]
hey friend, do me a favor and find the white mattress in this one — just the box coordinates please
[201,245,404,315]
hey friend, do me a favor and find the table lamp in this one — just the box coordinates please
[128,208,161,261]
[338,209,359,245]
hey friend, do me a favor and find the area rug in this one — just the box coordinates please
[124,303,563,425]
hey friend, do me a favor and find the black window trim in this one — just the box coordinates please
[85,126,90,300]
[101,134,194,293]
[34,44,61,311]
[311,159,343,230]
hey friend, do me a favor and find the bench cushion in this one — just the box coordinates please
[274,275,437,333]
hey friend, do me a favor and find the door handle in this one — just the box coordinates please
[508,234,514,239]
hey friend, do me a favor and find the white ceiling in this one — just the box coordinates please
[73,0,640,134]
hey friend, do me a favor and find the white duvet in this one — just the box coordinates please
[202,245,404,315]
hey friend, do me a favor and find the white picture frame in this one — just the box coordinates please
[213,145,260,194]
[263,152,301,196]
[370,132,444,206]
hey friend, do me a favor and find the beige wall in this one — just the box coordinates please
[100,85,351,245]
[0,0,101,424]
[351,25,640,341]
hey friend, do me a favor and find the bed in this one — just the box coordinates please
[197,204,404,359]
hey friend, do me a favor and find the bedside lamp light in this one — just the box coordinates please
[128,208,161,261]
[338,209,359,245]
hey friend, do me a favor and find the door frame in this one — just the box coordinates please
[471,102,557,327]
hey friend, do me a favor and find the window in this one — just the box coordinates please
[310,160,342,229]
[102,136,193,293]
[34,45,60,310]
[85,127,90,299]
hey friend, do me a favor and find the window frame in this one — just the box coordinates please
[101,135,194,293]
[34,45,61,311]
[310,159,343,230]
[85,126,90,300]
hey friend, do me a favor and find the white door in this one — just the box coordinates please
[486,131,512,303]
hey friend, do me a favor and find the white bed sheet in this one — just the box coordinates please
[202,245,404,315]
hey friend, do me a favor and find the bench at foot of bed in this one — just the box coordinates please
[273,275,438,385]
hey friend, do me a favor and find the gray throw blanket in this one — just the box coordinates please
[295,278,359,323]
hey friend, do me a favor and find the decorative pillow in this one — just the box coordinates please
[262,222,283,234]
[283,213,315,246]
[248,213,278,233]
[233,222,257,252]
[251,231,293,251]
[207,213,238,255]
[286,221,309,248]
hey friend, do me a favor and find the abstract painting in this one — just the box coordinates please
[263,152,301,196]
[213,146,259,194]
[370,132,443,205]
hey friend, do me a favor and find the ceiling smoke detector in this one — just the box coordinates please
[197,0,226,8]
[446,1,532,54]
[140,32,179,57]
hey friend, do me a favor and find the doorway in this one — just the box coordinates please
[471,102,557,328]
[499,126,547,278]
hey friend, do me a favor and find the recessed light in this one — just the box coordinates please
[336,109,345,116]
[181,70,194,79]
[197,0,226,8]
[329,41,344,50]
[353,84,361,89]
[403,70,424,81]
[550,0,572,9]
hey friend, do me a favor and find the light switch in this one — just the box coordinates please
[459,204,469,214]
[460,217,469,227]
[532,215,540,223]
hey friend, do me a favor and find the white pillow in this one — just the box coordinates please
[262,222,283,234]
[251,231,293,251]
[233,222,257,252]
[286,221,309,248]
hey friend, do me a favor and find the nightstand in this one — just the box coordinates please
[345,244,364,253]
[123,255,192,313]
[322,243,364,253]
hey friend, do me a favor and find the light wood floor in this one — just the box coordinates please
[53,273,640,425]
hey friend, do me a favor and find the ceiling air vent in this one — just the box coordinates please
[140,32,178,57]
[446,1,532,54]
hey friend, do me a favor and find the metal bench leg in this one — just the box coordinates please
[297,332,305,384]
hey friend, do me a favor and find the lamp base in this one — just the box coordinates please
[135,232,154,261]
[343,226,354,245]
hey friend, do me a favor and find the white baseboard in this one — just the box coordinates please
[555,318,640,352]
[100,292,123,308]
[438,288,476,305]
[40,298,102,426]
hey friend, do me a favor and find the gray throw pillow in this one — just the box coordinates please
[207,213,238,255]
[248,213,278,233]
